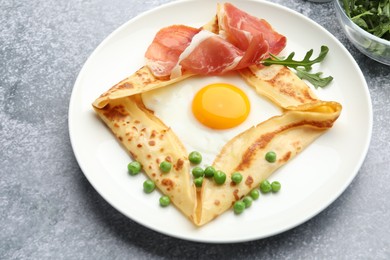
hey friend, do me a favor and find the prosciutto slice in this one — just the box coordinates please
[177,30,268,75]
[145,25,200,77]
[145,3,286,78]
[218,3,286,55]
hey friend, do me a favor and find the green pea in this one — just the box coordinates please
[242,196,253,208]
[159,161,172,173]
[233,201,245,214]
[143,180,155,193]
[127,161,141,176]
[250,189,260,200]
[159,195,170,207]
[204,166,216,178]
[194,176,204,187]
[265,151,277,163]
[214,170,226,185]
[231,172,243,184]
[260,180,272,193]
[189,151,202,164]
[271,181,281,192]
[192,166,204,178]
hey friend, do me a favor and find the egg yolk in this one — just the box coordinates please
[192,83,250,129]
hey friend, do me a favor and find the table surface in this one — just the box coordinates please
[1,0,389,259]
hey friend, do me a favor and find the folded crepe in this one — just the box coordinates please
[92,6,342,226]
[195,99,341,225]
[92,18,221,222]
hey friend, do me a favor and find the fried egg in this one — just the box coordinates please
[141,74,280,166]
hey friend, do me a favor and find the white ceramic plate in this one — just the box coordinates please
[69,0,372,243]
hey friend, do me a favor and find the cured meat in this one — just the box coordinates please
[218,3,287,55]
[145,25,200,77]
[144,3,286,78]
[178,31,268,75]
[146,27,269,78]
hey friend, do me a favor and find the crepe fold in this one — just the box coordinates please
[93,66,193,109]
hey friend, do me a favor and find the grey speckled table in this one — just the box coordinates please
[1,0,389,259]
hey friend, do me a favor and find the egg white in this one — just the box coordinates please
[141,73,280,167]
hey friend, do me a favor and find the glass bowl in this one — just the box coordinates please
[334,0,390,65]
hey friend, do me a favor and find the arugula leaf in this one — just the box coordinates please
[263,46,329,71]
[296,68,334,89]
[262,46,333,89]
